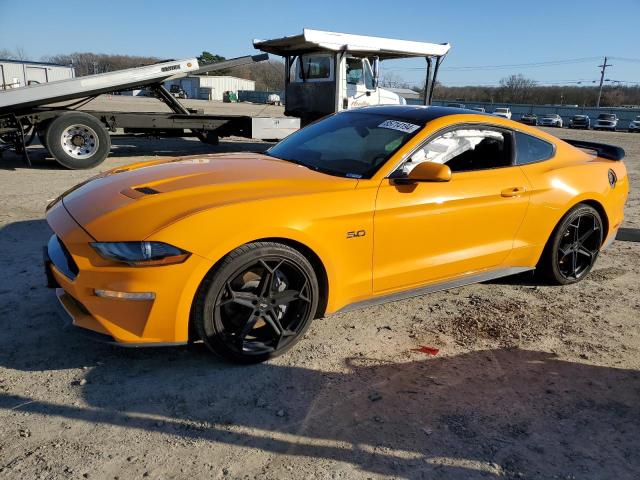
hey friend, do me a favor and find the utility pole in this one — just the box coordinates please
[596,56,613,108]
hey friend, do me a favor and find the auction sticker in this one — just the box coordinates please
[378,120,420,133]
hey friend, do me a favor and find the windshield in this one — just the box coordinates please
[598,114,616,120]
[496,108,508,113]
[266,112,422,179]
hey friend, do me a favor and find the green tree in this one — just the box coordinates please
[197,51,229,75]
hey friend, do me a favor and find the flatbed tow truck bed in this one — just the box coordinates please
[0,54,298,169]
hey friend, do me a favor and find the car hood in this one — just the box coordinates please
[61,153,357,241]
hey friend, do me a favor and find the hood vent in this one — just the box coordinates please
[134,186,161,195]
[120,186,161,199]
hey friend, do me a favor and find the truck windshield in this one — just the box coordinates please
[266,112,422,179]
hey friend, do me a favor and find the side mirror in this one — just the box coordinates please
[371,57,380,88]
[396,162,452,184]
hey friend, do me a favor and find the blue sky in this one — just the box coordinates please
[1,0,638,87]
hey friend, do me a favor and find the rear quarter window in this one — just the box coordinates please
[515,132,555,165]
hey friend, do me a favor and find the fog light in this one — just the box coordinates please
[94,289,155,300]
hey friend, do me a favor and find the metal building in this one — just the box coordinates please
[164,75,255,101]
[0,59,75,90]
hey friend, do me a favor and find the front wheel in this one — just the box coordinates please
[45,112,111,169]
[194,242,319,363]
[537,204,603,285]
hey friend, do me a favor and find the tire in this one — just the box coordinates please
[193,242,320,363]
[201,131,219,146]
[537,204,603,285]
[45,112,111,169]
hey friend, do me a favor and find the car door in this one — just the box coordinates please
[373,126,531,294]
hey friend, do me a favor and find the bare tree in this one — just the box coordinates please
[0,47,29,60]
[41,52,160,76]
[228,60,285,91]
[497,74,537,103]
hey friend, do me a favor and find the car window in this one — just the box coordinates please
[515,132,554,165]
[403,128,512,174]
[346,58,363,85]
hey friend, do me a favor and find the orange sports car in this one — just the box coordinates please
[44,106,629,363]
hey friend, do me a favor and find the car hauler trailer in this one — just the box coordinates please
[254,29,450,125]
[0,53,299,169]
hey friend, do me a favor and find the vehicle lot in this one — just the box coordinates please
[0,128,638,479]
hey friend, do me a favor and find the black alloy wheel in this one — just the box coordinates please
[194,242,319,363]
[539,204,603,285]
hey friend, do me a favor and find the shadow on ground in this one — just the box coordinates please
[1,218,639,479]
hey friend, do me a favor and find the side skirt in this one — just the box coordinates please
[334,267,534,314]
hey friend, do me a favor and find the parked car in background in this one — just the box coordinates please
[569,115,590,129]
[447,102,466,109]
[470,106,485,112]
[169,85,188,99]
[493,107,512,119]
[520,113,538,125]
[266,93,282,106]
[628,115,640,132]
[538,114,563,128]
[593,113,618,131]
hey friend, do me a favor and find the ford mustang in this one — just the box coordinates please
[44,106,629,363]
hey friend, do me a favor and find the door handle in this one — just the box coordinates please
[501,186,527,197]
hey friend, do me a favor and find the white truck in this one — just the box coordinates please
[254,29,450,125]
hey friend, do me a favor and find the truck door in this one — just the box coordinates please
[345,58,377,109]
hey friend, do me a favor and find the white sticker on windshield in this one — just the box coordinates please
[378,120,420,133]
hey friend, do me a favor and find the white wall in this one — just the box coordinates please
[0,62,74,89]
[197,76,255,101]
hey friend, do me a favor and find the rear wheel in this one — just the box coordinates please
[538,204,603,285]
[194,242,319,363]
[45,112,111,169]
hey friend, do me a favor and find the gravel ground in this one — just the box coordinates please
[0,127,638,480]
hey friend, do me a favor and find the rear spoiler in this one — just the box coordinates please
[563,139,625,161]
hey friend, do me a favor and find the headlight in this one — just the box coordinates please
[91,241,190,266]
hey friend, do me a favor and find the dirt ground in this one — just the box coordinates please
[0,125,638,480]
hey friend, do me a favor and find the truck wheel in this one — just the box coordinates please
[45,112,111,169]
[201,131,219,146]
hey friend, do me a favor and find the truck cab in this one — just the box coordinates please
[289,52,404,113]
[254,29,449,125]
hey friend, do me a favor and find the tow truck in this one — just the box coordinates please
[0,54,295,169]
[254,29,450,125]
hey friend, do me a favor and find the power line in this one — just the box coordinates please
[381,56,602,72]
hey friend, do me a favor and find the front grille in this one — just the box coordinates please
[47,235,79,280]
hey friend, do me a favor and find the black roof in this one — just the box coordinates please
[344,105,487,123]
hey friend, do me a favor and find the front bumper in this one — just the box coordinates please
[45,201,213,345]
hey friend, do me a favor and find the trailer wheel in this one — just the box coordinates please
[45,112,111,169]
[201,131,219,146]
